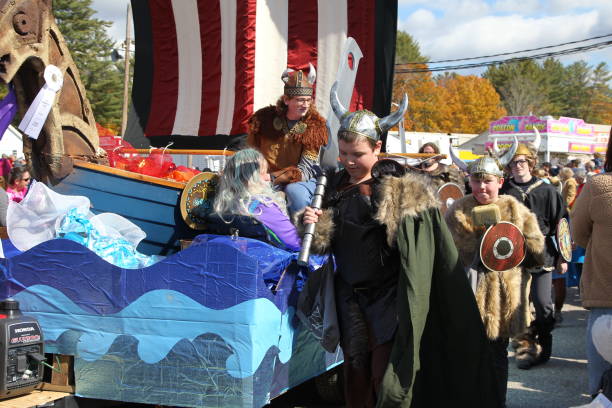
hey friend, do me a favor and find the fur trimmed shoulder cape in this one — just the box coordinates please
[294,172,440,252]
[295,172,500,407]
[445,194,546,340]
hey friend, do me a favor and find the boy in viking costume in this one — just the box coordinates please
[499,130,568,369]
[446,144,545,405]
[299,83,499,407]
[247,64,328,214]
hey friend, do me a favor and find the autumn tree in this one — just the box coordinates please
[436,75,506,133]
[394,64,449,132]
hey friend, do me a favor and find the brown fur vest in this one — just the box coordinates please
[445,195,546,339]
[247,105,327,178]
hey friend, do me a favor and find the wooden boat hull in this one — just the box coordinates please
[51,160,195,256]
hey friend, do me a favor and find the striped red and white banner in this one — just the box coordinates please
[130,0,397,148]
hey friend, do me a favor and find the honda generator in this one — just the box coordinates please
[0,298,44,399]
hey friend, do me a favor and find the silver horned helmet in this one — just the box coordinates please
[450,135,518,178]
[330,82,408,141]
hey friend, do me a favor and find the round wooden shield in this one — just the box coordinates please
[556,218,572,262]
[180,172,219,230]
[438,183,464,215]
[480,222,526,272]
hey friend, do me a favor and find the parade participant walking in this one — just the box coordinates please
[500,133,568,369]
[299,84,498,407]
[559,168,578,211]
[571,134,612,398]
[247,64,327,215]
[6,166,31,203]
[212,148,301,251]
[446,148,545,405]
[416,142,464,189]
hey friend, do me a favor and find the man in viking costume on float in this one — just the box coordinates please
[247,64,328,215]
[499,129,568,370]
[299,83,499,407]
[446,141,546,405]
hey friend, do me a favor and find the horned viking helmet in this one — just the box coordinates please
[492,127,541,160]
[282,63,317,97]
[450,135,519,178]
[330,82,408,141]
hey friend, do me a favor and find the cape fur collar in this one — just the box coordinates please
[374,172,440,246]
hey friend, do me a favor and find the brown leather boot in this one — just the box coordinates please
[515,338,541,370]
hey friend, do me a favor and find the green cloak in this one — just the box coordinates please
[377,208,500,407]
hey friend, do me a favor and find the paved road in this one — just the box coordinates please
[507,286,591,408]
[271,286,593,408]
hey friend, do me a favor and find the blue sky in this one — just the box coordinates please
[397,0,612,73]
[91,0,611,75]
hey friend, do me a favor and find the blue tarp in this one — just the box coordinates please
[0,235,340,407]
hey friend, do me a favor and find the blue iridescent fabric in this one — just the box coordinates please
[56,208,162,268]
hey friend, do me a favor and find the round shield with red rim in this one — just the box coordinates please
[438,182,464,214]
[556,218,572,262]
[480,221,526,272]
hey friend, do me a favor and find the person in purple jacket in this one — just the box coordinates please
[213,148,301,251]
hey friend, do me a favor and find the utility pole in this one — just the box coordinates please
[121,3,132,138]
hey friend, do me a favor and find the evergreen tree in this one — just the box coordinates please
[483,61,547,115]
[586,62,612,124]
[562,61,591,120]
[540,58,567,116]
[53,0,124,129]
[395,31,428,64]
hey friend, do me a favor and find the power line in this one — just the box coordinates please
[398,33,612,65]
[395,40,612,73]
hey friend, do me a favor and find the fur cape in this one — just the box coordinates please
[445,194,546,339]
[294,172,440,253]
[247,105,327,152]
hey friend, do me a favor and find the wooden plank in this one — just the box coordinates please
[0,227,7,239]
[118,148,235,156]
[380,153,447,159]
[0,390,70,408]
[50,355,72,388]
[37,383,75,393]
[73,160,187,189]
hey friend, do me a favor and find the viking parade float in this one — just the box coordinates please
[0,1,426,407]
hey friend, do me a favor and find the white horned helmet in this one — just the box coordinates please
[450,136,519,178]
[493,127,542,161]
[330,82,408,141]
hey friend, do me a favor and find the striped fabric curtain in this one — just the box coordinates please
[129,0,397,148]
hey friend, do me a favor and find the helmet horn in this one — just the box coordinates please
[498,135,519,167]
[449,146,468,173]
[307,63,316,84]
[330,82,348,120]
[378,94,408,132]
[281,68,294,84]
[493,137,500,154]
[531,127,542,151]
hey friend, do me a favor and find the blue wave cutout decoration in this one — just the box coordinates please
[0,234,338,406]
[14,285,294,378]
[0,235,326,314]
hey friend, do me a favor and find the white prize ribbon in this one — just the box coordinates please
[18,65,64,140]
